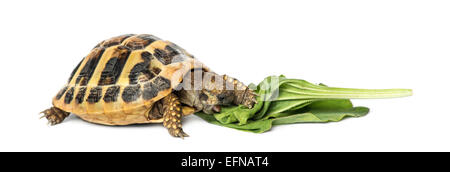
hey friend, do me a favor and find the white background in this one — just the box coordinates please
[0,0,448,152]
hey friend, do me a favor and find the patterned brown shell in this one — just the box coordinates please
[52,34,209,122]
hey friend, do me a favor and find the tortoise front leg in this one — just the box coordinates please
[40,107,70,125]
[162,93,189,138]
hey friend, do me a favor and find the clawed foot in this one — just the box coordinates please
[243,89,258,109]
[162,93,189,139]
[40,107,70,125]
[168,128,189,139]
[164,112,190,139]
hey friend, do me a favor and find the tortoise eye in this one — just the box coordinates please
[199,93,208,101]
[217,94,226,102]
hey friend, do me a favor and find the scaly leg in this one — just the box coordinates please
[162,93,189,138]
[40,107,70,125]
[223,74,258,108]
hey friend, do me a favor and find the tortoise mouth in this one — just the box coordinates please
[212,105,221,113]
[202,105,221,114]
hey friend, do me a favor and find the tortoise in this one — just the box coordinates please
[41,34,257,138]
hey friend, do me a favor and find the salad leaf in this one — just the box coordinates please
[195,75,411,133]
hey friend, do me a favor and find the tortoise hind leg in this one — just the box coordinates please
[162,93,189,138]
[40,107,70,125]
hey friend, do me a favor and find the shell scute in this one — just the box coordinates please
[52,34,209,125]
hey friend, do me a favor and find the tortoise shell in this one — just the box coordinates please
[52,34,209,125]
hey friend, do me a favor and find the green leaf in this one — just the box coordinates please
[272,100,369,125]
[195,75,411,133]
[196,100,369,133]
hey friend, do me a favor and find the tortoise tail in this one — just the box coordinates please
[40,107,70,125]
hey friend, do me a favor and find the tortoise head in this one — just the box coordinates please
[177,71,257,114]
[189,72,233,114]
[198,82,257,114]
[198,88,235,114]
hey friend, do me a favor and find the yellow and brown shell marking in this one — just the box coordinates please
[41,34,257,138]
[51,34,204,126]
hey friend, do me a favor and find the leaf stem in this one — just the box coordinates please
[279,80,412,100]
